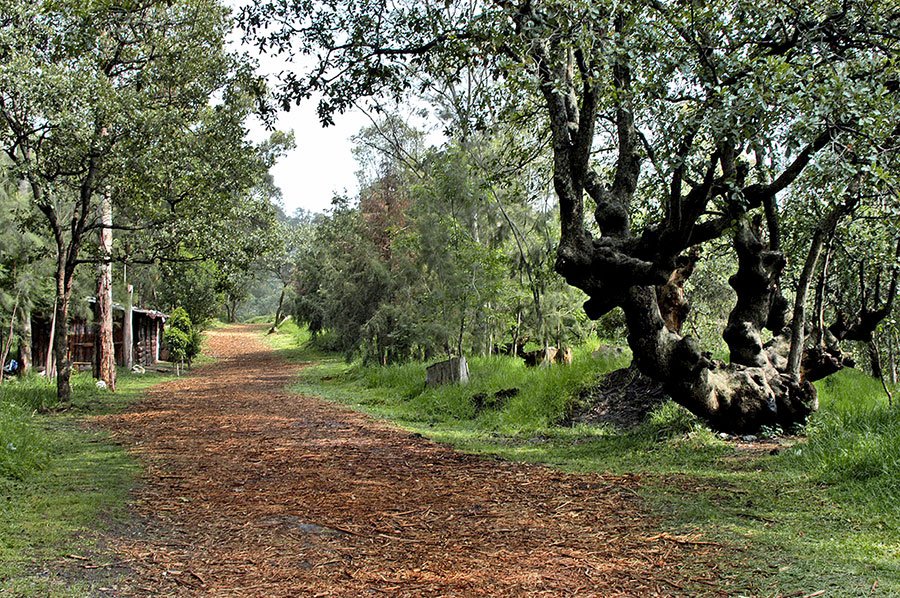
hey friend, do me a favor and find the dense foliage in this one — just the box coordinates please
[290,121,595,364]
[164,307,201,372]
[0,0,288,396]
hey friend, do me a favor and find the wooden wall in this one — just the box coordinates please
[31,309,166,370]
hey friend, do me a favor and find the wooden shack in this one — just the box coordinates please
[32,302,167,371]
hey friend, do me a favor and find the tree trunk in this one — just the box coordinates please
[96,189,116,391]
[623,285,817,434]
[54,268,73,403]
[723,219,788,368]
[787,218,837,380]
[890,332,897,385]
[869,339,884,380]
[269,286,286,333]
[787,260,818,378]
[123,284,134,370]
[0,297,19,384]
[869,339,893,406]
[811,240,833,348]
[19,305,31,375]
[656,248,699,334]
[45,298,57,378]
[512,309,522,357]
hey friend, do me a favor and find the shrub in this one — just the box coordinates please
[164,307,200,372]
[164,327,190,363]
[188,329,203,363]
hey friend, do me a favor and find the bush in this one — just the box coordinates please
[164,327,190,363]
[165,307,201,367]
[188,329,203,362]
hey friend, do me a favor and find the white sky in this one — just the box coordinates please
[246,105,369,216]
[230,9,445,215]
[228,3,370,216]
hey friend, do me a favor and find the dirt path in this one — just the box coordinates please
[97,325,721,596]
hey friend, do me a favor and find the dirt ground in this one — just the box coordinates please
[94,325,723,596]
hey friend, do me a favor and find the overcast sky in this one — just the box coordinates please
[229,5,369,216]
[232,9,444,216]
[243,97,372,217]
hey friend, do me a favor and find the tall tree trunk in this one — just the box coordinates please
[787,226,828,379]
[45,298,57,378]
[812,240,833,347]
[123,284,134,370]
[456,311,465,358]
[19,305,31,375]
[869,339,893,406]
[54,264,73,403]
[0,295,19,384]
[513,309,522,357]
[890,331,897,385]
[868,339,884,380]
[269,285,286,333]
[34,152,98,402]
[96,189,116,391]
[226,300,238,323]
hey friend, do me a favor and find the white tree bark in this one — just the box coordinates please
[96,188,116,390]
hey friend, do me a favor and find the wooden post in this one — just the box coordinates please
[123,284,134,369]
[154,319,161,363]
[96,188,116,390]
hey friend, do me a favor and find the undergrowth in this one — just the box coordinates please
[784,369,900,515]
[268,322,900,596]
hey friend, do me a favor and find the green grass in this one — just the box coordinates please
[243,314,275,324]
[267,324,900,596]
[787,370,900,511]
[0,371,170,595]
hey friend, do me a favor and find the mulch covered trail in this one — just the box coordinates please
[96,325,722,596]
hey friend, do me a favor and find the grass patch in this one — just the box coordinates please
[0,371,170,595]
[243,314,275,325]
[787,370,900,511]
[267,324,900,596]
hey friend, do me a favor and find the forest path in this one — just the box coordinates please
[97,325,720,596]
